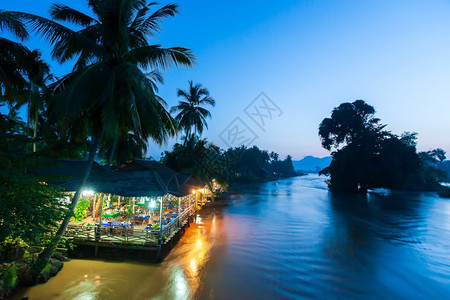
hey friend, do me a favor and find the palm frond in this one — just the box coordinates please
[136,3,179,36]
[0,10,29,40]
[50,4,97,26]
[125,45,195,70]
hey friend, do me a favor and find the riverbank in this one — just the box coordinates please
[0,250,67,299]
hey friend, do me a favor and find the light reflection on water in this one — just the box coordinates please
[14,175,450,299]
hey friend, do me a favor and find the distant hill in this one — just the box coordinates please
[293,156,332,173]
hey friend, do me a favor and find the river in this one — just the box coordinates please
[14,174,450,299]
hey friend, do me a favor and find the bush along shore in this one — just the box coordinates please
[438,186,450,198]
[0,238,69,299]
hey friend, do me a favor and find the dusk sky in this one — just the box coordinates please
[4,0,450,160]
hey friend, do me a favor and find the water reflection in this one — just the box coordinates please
[14,175,450,299]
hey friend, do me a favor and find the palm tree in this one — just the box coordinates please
[170,81,215,139]
[23,50,53,153]
[1,12,52,153]
[0,10,31,105]
[11,0,195,269]
[99,70,164,169]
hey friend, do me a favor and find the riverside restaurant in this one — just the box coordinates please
[32,159,208,256]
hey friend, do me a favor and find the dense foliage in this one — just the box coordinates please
[72,199,91,222]
[224,146,296,183]
[0,112,66,242]
[161,136,227,188]
[162,138,296,186]
[319,100,446,193]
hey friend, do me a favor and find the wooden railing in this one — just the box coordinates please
[180,205,194,225]
[161,219,178,239]
[65,225,159,247]
[66,205,196,247]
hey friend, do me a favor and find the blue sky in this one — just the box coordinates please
[3,0,450,160]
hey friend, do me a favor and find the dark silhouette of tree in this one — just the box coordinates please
[22,50,53,153]
[0,10,32,103]
[170,81,215,139]
[162,135,227,189]
[224,146,296,183]
[319,100,444,193]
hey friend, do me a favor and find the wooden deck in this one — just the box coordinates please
[64,205,196,251]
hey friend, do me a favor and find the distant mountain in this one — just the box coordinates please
[293,156,332,173]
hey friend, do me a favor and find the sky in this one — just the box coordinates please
[3,0,450,160]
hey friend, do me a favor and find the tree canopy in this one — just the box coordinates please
[319,100,445,193]
[162,140,296,187]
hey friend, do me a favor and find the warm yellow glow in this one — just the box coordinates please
[192,189,196,194]
[189,259,197,274]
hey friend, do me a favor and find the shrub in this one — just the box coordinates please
[438,186,450,198]
[72,198,91,222]
[2,265,19,288]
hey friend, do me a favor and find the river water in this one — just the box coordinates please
[14,175,450,299]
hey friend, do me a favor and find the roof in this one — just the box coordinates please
[102,159,204,197]
[30,158,204,197]
[29,159,108,191]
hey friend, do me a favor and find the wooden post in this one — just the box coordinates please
[92,194,97,220]
[159,195,164,244]
[132,197,136,214]
[99,194,104,224]
[118,196,121,207]
[178,196,181,228]
[95,193,104,258]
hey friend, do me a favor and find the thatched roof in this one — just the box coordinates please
[97,159,204,197]
[31,159,204,197]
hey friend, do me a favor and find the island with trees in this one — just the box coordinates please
[318,100,448,194]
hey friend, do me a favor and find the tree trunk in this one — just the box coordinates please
[32,108,38,153]
[26,96,31,153]
[106,137,118,171]
[33,127,104,279]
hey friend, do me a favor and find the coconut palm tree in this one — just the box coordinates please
[1,12,52,153]
[10,0,195,269]
[99,70,164,169]
[170,81,215,139]
[22,50,53,153]
[0,10,31,104]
